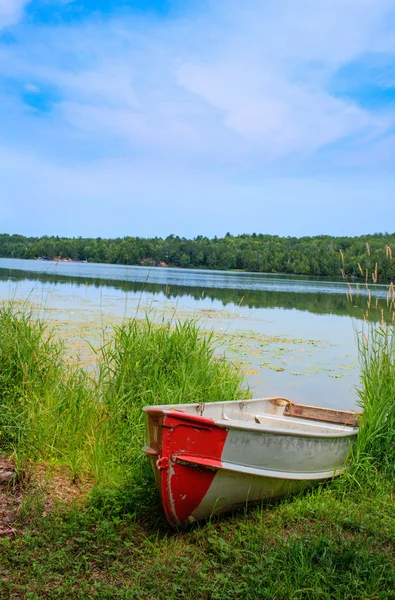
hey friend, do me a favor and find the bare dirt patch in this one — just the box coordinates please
[0,456,18,537]
[0,456,92,537]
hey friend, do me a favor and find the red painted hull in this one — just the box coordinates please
[145,409,228,526]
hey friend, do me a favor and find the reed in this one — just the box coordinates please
[352,323,395,479]
[0,302,101,479]
[0,302,63,450]
[93,317,246,496]
[0,304,246,494]
[343,244,395,481]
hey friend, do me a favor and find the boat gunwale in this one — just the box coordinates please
[214,418,358,438]
[144,407,358,439]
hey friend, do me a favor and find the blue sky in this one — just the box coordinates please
[1,0,395,238]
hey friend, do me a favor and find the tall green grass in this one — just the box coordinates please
[341,246,395,483]
[352,324,395,480]
[0,303,63,450]
[90,317,247,510]
[0,302,101,479]
[0,303,246,499]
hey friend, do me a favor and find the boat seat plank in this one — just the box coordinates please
[283,402,359,427]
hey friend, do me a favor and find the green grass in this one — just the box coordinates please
[351,324,395,480]
[0,303,63,451]
[0,478,394,599]
[0,303,246,510]
[0,302,101,481]
[0,302,394,599]
[92,317,246,514]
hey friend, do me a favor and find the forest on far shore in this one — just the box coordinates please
[1,232,395,281]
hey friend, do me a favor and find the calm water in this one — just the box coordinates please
[1,258,385,411]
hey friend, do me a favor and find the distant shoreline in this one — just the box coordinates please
[1,231,394,282]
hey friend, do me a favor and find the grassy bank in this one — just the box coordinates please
[1,477,394,600]
[0,304,245,501]
[0,303,394,599]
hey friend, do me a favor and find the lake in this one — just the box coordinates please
[0,258,386,411]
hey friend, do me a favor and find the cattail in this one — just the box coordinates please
[339,249,345,265]
[366,243,371,256]
[340,268,346,279]
[357,263,364,276]
[347,283,353,300]
[386,245,393,260]
[367,289,371,309]
[372,263,378,284]
[356,283,360,297]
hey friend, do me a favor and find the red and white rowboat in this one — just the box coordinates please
[143,397,359,527]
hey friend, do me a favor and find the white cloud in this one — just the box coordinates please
[1,0,392,163]
[209,0,395,64]
[176,0,395,157]
[177,62,384,157]
[0,0,29,30]
[25,82,39,92]
[1,0,395,236]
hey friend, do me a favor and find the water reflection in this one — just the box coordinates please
[0,259,365,410]
[0,262,385,322]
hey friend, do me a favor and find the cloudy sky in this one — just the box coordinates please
[1,0,394,238]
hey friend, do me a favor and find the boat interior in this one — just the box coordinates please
[145,397,359,434]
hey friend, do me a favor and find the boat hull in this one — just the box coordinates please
[143,398,358,526]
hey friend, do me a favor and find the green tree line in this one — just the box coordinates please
[1,231,394,281]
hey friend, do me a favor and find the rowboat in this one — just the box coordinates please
[143,397,359,527]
